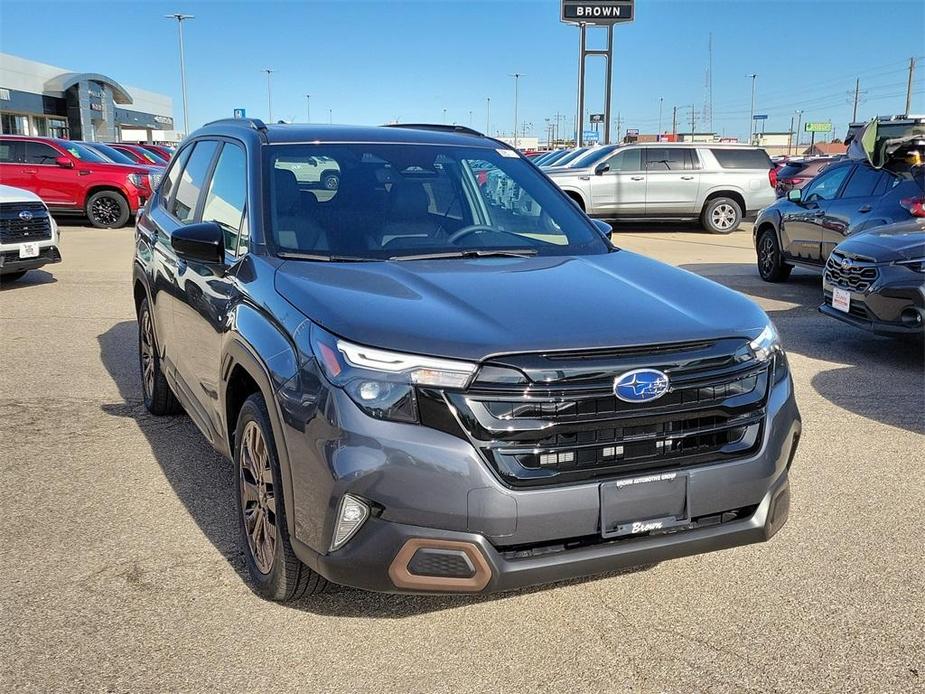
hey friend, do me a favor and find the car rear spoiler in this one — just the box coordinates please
[847,116,925,169]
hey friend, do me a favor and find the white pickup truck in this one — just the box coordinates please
[0,184,61,283]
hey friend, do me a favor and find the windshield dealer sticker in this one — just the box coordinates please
[497,148,520,158]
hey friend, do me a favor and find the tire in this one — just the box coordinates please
[321,172,339,190]
[86,190,130,228]
[701,197,742,234]
[757,228,793,282]
[234,392,328,601]
[138,297,183,415]
[1,271,27,283]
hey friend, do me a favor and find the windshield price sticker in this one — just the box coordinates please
[497,149,520,158]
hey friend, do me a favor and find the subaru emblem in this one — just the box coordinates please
[18,210,33,221]
[840,257,853,270]
[614,369,670,403]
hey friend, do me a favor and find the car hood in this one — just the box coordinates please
[836,219,925,261]
[275,251,770,361]
[0,184,43,205]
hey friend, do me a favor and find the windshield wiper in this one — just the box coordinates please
[390,248,538,261]
[277,251,373,262]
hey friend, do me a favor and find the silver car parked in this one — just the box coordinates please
[546,143,776,233]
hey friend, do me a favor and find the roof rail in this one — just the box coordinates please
[203,117,268,132]
[384,123,485,138]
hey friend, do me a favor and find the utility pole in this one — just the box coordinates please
[658,97,663,134]
[905,57,916,115]
[852,78,860,122]
[263,68,275,122]
[486,97,491,134]
[788,114,795,156]
[615,112,622,143]
[690,104,696,139]
[794,110,803,152]
[305,94,311,123]
[672,105,677,136]
[165,13,194,136]
[747,73,758,144]
[511,73,523,149]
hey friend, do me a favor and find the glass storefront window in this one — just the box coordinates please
[1,113,29,135]
[47,118,68,139]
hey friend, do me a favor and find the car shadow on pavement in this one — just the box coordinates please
[682,262,925,435]
[97,320,652,617]
[0,269,57,290]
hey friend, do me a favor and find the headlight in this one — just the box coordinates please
[127,172,148,188]
[894,257,925,273]
[749,322,781,362]
[310,325,476,422]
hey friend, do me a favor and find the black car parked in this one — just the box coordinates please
[753,157,924,282]
[820,218,925,336]
[133,119,800,601]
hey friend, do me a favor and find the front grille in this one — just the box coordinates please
[824,292,870,320]
[431,338,771,488]
[824,251,879,292]
[0,202,52,244]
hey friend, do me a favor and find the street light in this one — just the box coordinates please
[305,94,311,123]
[486,97,491,134]
[329,108,333,124]
[262,68,275,122]
[794,110,804,152]
[746,73,758,144]
[165,13,194,136]
[658,96,664,134]
[443,108,447,124]
[511,73,524,149]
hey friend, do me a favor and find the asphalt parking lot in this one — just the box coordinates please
[1,221,923,693]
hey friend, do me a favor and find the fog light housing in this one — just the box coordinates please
[330,494,370,551]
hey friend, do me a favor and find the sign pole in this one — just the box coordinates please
[576,23,586,147]
[603,23,614,145]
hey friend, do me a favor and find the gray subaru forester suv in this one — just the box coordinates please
[133,120,800,600]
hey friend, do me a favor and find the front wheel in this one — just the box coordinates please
[757,228,793,282]
[86,190,130,228]
[234,392,328,601]
[701,197,742,234]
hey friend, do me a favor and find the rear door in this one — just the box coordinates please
[0,140,29,191]
[779,162,851,263]
[820,164,889,258]
[589,147,645,216]
[643,147,700,215]
[24,141,80,207]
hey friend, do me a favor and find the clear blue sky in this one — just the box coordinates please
[1,0,922,141]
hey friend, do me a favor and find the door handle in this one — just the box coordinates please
[680,176,694,180]
[630,176,644,181]
[23,168,37,174]
[857,205,871,213]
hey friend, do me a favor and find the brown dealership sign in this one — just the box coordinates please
[561,0,634,25]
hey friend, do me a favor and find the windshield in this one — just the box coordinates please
[539,149,571,166]
[547,148,588,167]
[133,147,167,164]
[84,142,135,165]
[267,143,609,260]
[61,142,108,163]
[569,145,620,169]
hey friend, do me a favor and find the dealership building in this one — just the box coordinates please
[0,53,178,143]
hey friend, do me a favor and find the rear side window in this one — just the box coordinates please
[645,148,693,171]
[840,165,885,199]
[24,142,61,165]
[0,140,23,163]
[710,148,772,170]
[201,142,247,250]
[777,164,808,179]
[170,140,218,223]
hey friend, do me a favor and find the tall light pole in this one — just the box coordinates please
[658,96,664,134]
[305,94,311,123]
[469,110,473,127]
[328,108,333,124]
[165,13,194,136]
[794,110,803,152]
[442,108,447,124]
[486,97,491,134]
[746,73,758,144]
[262,68,275,121]
[511,73,523,149]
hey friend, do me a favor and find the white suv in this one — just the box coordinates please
[546,143,777,233]
[0,184,61,282]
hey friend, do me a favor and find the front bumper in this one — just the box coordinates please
[283,366,802,594]
[821,271,925,336]
[0,245,61,275]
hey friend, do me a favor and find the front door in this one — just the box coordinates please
[23,140,80,207]
[589,147,646,216]
[779,163,852,264]
[643,147,701,215]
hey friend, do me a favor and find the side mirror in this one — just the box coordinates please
[55,156,74,169]
[171,221,225,264]
[594,162,610,175]
[591,218,613,238]
[787,188,802,203]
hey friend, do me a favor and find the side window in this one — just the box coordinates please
[872,171,897,197]
[201,142,247,252]
[646,148,689,171]
[710,148,772,169]
[159,145,192,204]
[607,148,642,172]
[840,165,884,199]
[803,165,851,202]
[24,142,62,165]
[170,140,218,223]
[0,140,23,163]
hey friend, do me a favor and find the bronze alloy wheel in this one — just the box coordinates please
[90,196,122,226]
[239,420,277,574]
[139,310,156,401]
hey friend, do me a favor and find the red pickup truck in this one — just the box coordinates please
[0,135,154,228]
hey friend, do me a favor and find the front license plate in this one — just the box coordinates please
[600,472,689,538]
[832,287,851,313]
[19,242,39,259]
